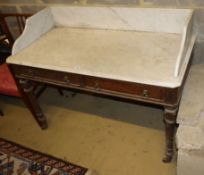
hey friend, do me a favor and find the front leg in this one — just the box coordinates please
[18,79,48,129]
[163,106,178,163]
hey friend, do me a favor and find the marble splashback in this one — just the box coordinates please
[175,15,194,77]
[12,8,55,55]
[51,7,193,34]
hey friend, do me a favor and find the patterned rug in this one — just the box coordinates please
[0,138,95,175]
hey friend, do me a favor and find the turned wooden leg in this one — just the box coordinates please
[163,106,178,163]
[18,79,48,129]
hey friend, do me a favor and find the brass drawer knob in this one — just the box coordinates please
[142,89,148,97]
[95,82,100,91]
[64,75,70,84]
[80,78,85,87]
[27,69,34,77]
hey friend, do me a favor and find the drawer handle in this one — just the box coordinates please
[80,79,85,87]
[142,89,148,97]
[95,82,100,91]
[27,69,34,77]
[64,75,70,84]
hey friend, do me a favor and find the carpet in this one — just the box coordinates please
[0,138,95,175]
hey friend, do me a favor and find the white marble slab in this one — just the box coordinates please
[7,7,195,87]
[177,64,204,126]
[8,27,186,87]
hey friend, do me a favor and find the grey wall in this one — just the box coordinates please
[0,0,204,63]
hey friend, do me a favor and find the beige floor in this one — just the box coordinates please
[0,88,176,175]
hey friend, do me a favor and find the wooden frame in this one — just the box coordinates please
[9,53,192,163]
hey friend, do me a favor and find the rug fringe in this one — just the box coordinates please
[85,169,98,175]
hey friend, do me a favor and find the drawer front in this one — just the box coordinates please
[83,76,164,101]
[12,65,165,102]
[13,66,82,86]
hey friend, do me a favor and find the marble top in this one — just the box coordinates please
[8,27,185,87]
[7,7,195,88]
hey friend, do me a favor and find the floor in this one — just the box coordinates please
[0,88,176,175]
